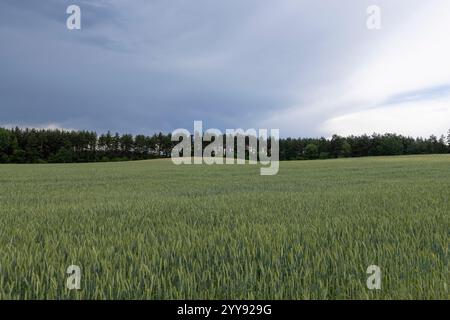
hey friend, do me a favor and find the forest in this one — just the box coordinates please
[0,127,449,163]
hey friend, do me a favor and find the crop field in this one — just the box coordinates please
[0,155,448,299]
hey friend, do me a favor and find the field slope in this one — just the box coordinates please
[0,155,448,299]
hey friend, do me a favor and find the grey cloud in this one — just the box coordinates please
[0,0,435,137]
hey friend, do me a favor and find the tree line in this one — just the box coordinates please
[0,127,449,163]
[0,127,171,163]
[280,132,450,160]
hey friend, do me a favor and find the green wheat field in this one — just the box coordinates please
[0,155,448,299]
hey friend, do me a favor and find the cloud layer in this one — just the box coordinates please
[0,0,449,137]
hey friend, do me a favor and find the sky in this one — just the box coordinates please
[0,0,449,138]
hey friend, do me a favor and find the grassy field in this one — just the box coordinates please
[0,155,448,299]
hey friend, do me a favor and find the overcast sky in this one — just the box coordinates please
[1,0,449,137]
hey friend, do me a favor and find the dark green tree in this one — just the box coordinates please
[304,143,319,160]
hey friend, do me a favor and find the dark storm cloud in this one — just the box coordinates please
[1,0,316,134]
[0,1,293,133]
[1,0,445,137]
